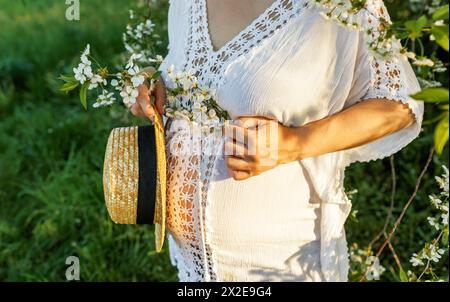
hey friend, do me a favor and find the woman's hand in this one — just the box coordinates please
[224,117,300,181]
[129,66,167,121]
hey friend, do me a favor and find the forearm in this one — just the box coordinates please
[285,99,416,161]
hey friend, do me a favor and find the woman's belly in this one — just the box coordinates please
[208,157,321,245]
[206,157,322,281]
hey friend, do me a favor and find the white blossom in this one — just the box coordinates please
[435,166,449,196]
[410,253,424,267]
[413,57,435,67]
[73,45,97,84]
[120,85,139,107]
[110,79,119,87]
[427,217,440,230]
[131,74,145,88]
[365,256,386,281]
[88,74,107,90]
[93,91,115,108]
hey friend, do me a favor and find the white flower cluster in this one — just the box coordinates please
[73,45,94,85]
[123,10,162,64]
[435,165,449,196]
[93,90,116,108]
[72,44,117,108]
[312,0,403,59]
[409,166,448,274]
[119,53,146,107]
[349,243,386,281]
[406,51,436,68]
[427,166,449,231]
[410,245,446,267]
[164,65,230,132]
[73,45,109,90]
[71,45,155,109]
[64,5,230,122]
[365,256,386,281]
[69,45,230,121]
[311,0,365,30]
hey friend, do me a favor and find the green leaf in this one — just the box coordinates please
[150,70,162,80]
[431,24,449,51]
[60,81,79,93]
[442,231,449,247]
[396,31,410,40]
[432,5,449,21]
[399,268,409,282]
[417,15,429,28]
[59,74,76,83]
[79,82,89,110]
[412,88,449,103]
[405,16,428,40]
[434,113,449,155]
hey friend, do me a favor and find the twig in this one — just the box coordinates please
[359,147,435,282]
[148,0,152,17]
[418,259,432,282]
[385,232,402,269]
[368,156,397,248]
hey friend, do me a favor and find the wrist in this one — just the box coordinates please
[279,124,312,163]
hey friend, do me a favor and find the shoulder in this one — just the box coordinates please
[168,0,191,19]
[166,0,191,48]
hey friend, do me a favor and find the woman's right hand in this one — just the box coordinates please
[129,67,167,122]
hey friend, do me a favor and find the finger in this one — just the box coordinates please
[224,139,247,158]
[152,77,167,115]
[228,115,269,132]
[137,85,155,121]
[236,117,260,129]
[225,155,252,172]
[229,169,251,181]
[224,123,250,145]
[130,103,146,118]
[238,116,276,127]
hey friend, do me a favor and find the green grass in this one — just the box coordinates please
[0,0,177,281]
[0,0,448,281]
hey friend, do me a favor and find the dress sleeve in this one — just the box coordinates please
[341,0,424,166]
[160,0,190,58]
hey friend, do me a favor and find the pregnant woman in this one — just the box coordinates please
[129,0,424,282]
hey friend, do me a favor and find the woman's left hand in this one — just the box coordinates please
[224,117,300,181]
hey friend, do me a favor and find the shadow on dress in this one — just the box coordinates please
[246,241,326,282]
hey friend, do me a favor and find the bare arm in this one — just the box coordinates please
[284,98,416,161]
[225,99,417,180]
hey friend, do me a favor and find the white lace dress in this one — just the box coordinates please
[158,0,424,282]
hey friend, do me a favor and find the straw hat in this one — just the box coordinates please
[102,107,166,252]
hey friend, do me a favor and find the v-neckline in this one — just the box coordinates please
[200,0,282,54]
